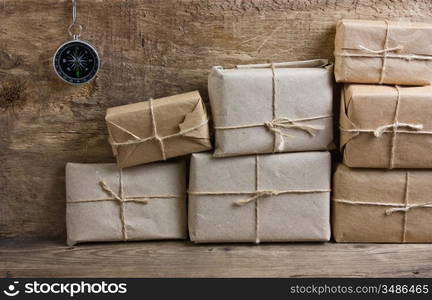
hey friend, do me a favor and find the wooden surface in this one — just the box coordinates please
[1,240,432,278]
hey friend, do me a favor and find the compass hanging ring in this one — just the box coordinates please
[68,23,83,40]
[53,0,100,85]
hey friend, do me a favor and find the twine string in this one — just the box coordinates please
[389,85,402,169]
[265,117,325,138]
[362,20,398,84]
[373,122,423,137]
[149,99,166,160]
[270,64,278,152]
[98,169,129,240]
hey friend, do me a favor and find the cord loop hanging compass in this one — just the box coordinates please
[53,0,100,85]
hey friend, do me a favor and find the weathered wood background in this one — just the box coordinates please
[1,0,432,241]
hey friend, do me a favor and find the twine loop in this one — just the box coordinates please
[385,201,432,216]
[235,190,279,206]
[264,117,324,138]
[373,121,424,138]
[358,44,403,55]
[99,181,126,203]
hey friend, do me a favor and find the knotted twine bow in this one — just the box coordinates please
[188,155,330,244]
[214,64,332,152]
[334,171,432,243]
[67,168,183,241]
[108,98,209,161]
[340,85,432,169]
[334,20,432,84]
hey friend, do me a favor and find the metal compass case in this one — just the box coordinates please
[53,0,100,85]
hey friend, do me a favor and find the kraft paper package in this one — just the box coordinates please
[340,84,432,169]
[333,164,432,243]
[105,91,212,168]
[334,19,432,85]
[188,152,331,243]
[66,161,187,246]
[208,59,334,157]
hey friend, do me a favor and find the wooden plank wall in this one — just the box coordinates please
[1,0,432,240]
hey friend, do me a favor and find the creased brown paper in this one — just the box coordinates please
[335,19,432,85]
[340,84,432,168]
[208,60,334,157]
[188,152,331,243]
[66,161,187,246]
[333,164,432,243]
[106,91,212,168]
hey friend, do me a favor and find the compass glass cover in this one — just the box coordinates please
[54,41,99,84]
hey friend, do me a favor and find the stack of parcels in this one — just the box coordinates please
[66,91,212,245]
[333,19,432,243]
[187,59,335,244]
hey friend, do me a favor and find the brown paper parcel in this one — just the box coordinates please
[188,152,331,243]
[333,164,432,243]
[334,19,432,85]
[340,84,432,169]
[208,60,334,157]
[106,91,212,168]
[66,162,187,246]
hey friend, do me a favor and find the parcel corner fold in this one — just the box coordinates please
[188,151,332,243]
[65,161,187,246]
[105,90,212,168]
[208,59,334,158]
[332,164,432,243]
[340,84,432,168]
[334,19,432,85]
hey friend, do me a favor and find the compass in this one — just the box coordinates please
[53,0,100,85]
[53,40,99,85]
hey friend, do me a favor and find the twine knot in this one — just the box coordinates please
[385,201,432,216]
[373,122,424,137]
[235,190,279,206]
[358,44,403,54]
[265,117,324,138]
[99,181,124,203]
[385,206,409,215]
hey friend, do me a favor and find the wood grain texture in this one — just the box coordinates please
[1,240,432,278]
[1,0,432,240]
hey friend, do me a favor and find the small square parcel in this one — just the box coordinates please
[334,19,432,85]
[340,84,432,169]
[333,164,432,243]
[66,161,187,245]
[208,59,334,157]
[106,91,212,168]
[188,152,331,243]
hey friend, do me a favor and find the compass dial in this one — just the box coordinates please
[53,40,99,84]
